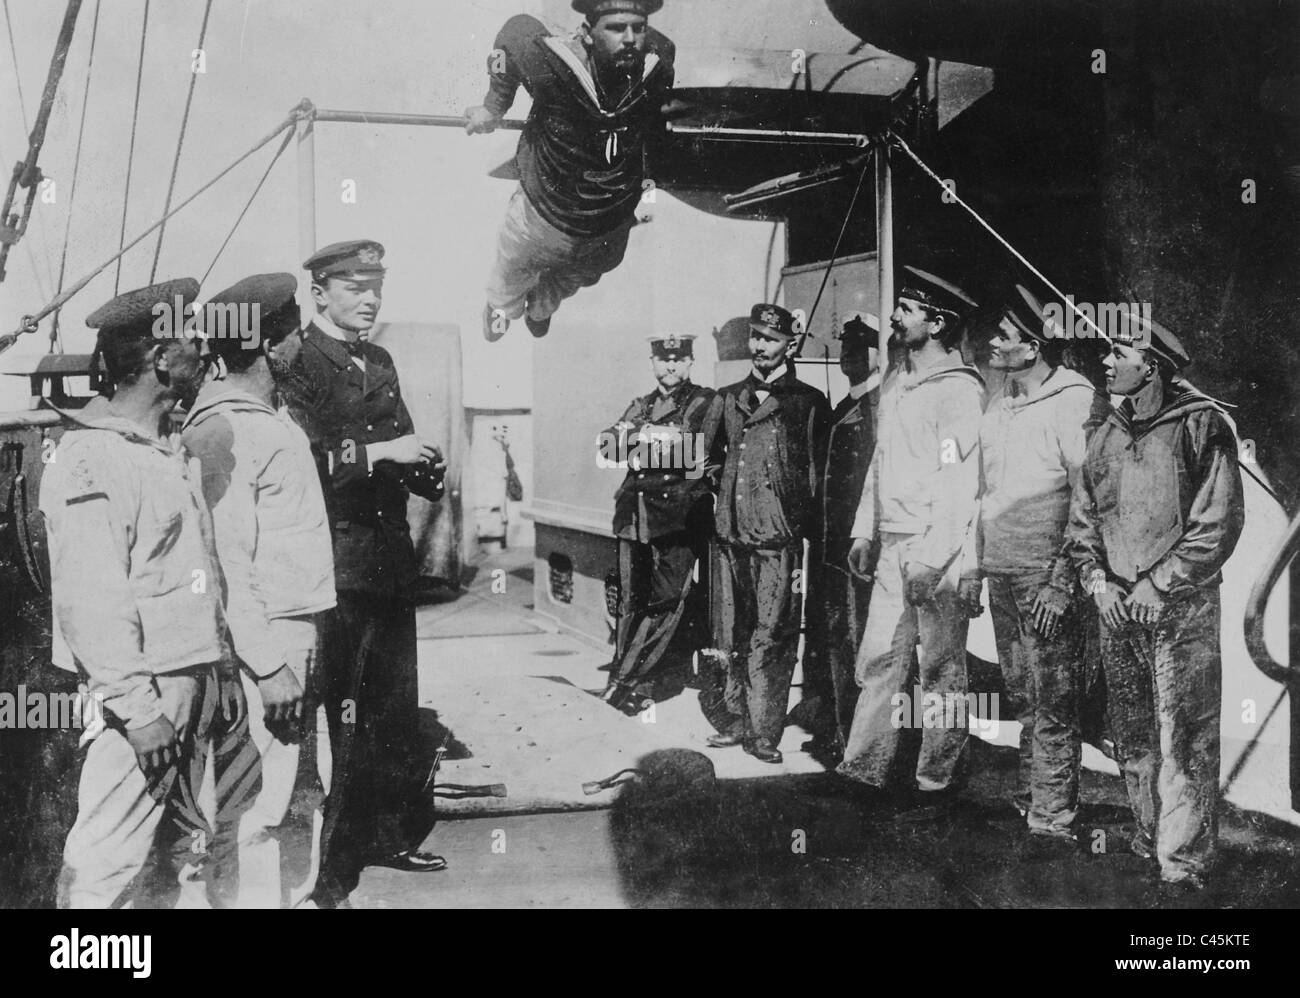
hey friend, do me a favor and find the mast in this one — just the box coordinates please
[0,0,82,285]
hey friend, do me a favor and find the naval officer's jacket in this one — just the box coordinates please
[605,380,715,543]
[818,379,878,570]
[704,367,831,550]
[285,319,419,597]
[39,411,226,729]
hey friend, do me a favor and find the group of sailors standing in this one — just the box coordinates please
[43,240,449,909]
[601,267,1244,892]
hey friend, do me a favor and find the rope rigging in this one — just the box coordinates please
[200,124,294,288]
[0,112,298,355]
[885,128,1281,507]
[151,0,212,283]
[2,0,74,296]
[114,0,150,295]
[801,158,872,396]
[51,0,102,354]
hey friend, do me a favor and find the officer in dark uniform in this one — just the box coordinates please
[799,314,880,760]
[284,239,448,906]
[700,304,831,764]
[599,335,715,712]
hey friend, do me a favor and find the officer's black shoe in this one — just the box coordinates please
[483,303,509,342]
[801,736,844,766]
[706,731,744,748]
[746,740,783,764]
[373,849,448,873]
[600,682,627,706]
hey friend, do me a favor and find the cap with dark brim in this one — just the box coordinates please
[839,312,880,343]
[572,0,663,18]
[86,278,200,335]
[1003,284,1049,342]
[898,265,978,318]
[304,239,386,282]
[1113,311,1190,371]
[749,303,798,339]
[199,272,300,349]
[649,334,695,358]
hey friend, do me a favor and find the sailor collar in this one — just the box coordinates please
[542,34,662,115]
[49,403,179,456]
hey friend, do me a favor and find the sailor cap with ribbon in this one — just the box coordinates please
[898,265,978,318]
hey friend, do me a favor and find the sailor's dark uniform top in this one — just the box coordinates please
[481,14,675,238]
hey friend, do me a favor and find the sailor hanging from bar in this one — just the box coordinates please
[464,0,675,341]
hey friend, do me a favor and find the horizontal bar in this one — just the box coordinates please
[312,109,526,130]
[667,123,870,148]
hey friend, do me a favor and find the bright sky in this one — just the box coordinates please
[0,0,864,411]
[0,0,550,410]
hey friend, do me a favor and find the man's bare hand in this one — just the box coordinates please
[1030,586,1070,640]
[1124,577,1166,627]
[464,106,501,135]
[219,671,246,727]
[847,537,875,581]
[1093,581,1130,630]
[125,716,180,777]
[258,662,305,726]
[377,434,439,466]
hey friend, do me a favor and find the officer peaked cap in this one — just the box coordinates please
[304,239,386,283]
[573,0,662,20]
[649,334,695,359]
[749,303,799,339]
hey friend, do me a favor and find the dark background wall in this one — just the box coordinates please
[828,0,1300,499]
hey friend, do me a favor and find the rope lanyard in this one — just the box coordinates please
[151,0,213,282]
[114,0,149,294]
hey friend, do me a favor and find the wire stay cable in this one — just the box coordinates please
[0,114,296,353]
[888,129,1283,507]
[200,124,293,287]
[151,0,212,282]
[114,0,150,295]
[889,131,1108,340]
